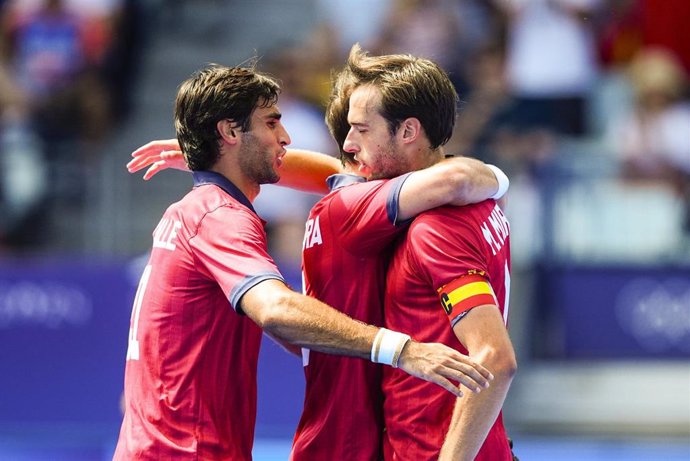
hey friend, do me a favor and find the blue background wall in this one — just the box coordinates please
[0,258,306,456]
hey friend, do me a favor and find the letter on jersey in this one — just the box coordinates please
[303,216,323,249]
[153,218,181,251]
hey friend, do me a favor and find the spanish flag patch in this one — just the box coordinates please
[438,272,497,324]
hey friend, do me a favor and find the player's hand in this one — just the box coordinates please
[126,139,188,180]
[397,341,493,397]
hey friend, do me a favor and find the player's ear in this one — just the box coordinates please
[217,119,239,144]
[400,117,421,144]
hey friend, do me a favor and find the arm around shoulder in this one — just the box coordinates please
[397,157,508,221]
[276,149,343,195]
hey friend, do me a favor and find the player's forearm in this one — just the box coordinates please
[243,281,494,397]
[245,281,376,358]
[261,293,495,398]
[263,330,302,357]
[276,148,343,195]
[438,346,516,461]
[397,158,507,220]
[266,293,376,357]
[444,157,507,206]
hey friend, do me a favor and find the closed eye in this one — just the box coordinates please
[350,123,367,134]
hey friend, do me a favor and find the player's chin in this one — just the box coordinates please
[267,170,281,184]
[257,167,280,185]
[358,164,373,179]
[269,159,281,175]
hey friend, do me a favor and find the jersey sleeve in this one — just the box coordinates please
[407,211,496,327]
[328,174,410,254]
[189,205,285,312]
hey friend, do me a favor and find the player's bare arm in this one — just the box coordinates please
[263,331,302,357]
[275,149,342,194]
[438,304,517,461]
[241,279,494,398]
[397,157,509,221]
[127,139,342,193]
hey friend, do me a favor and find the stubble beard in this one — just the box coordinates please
[368,138,410,180]
[239,132,280,185]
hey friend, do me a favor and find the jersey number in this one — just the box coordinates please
[126,264,152,361]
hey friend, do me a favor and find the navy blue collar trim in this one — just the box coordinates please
[326,173,366,192]
[192,171,255,213]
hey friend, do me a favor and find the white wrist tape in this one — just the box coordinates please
[371,328,411,368]
[487,164,509,200]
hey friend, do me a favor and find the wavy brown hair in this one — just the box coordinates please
[325,44,457,159]
[175,63,281,171]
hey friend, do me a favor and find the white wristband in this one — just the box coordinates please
[487,164,509,200]
[371,328,411,368]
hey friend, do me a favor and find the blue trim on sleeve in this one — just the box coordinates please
[230,272,286,315]
[192,170,256,213]
[386,172,413,226]
[326,173,366,191]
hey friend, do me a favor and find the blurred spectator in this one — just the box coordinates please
[590,46,690,258]
[449,42,557,177]
[606,48,690,183]
[97,0,147,123]
[18,0,145,123]
[286,24,342,108]
[372,0,464,78]
[0,0,116,217]
[314,0,392,55]
[606,48,690,238]
[1,0,111,146]
[449,45,514,160]
[640,0,690,76]
[597,0,644,69]
[370,0,502,91]
[0,53,25,111]
[0,60,47,250]
[496,0,602,137]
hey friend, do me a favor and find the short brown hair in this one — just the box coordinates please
[326,44,457,151]
[175,63,281,171]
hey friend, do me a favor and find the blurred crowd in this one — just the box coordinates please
[1,0,689,267]
[255,0,690,276]
[0,0,146,250]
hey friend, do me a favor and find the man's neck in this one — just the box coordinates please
[210,164,260,203]
[416,146,445,170]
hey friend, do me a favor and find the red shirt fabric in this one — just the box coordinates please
[114,171,284,461]
[382,200,513,461]
[643,0,690,74]
[290,173,411,461]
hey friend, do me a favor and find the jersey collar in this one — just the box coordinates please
[192,170,256,213]
[326,173,366,192]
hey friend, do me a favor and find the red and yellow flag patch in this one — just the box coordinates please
[438,272,496,323]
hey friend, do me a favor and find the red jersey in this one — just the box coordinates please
[382,200,512,461]
[114,171,284,461]
[290,173,411,461]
